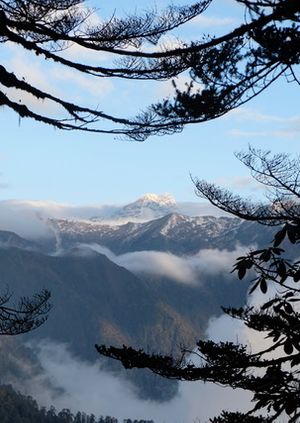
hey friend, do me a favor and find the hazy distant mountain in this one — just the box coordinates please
[0,230,38,250]
[0,240,249,400]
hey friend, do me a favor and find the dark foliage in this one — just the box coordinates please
[209,411,271,423]
[96,148,300,422]
[0,288,51,335]
[0,384,154,423]
[0,0,299,139]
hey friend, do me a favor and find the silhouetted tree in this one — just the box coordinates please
[0,0,299,139]
[96,148,300,422]
[0,288,51,335]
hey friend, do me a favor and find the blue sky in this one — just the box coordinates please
[0,0,299,206]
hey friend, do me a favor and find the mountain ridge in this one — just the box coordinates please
[49,212,242,255]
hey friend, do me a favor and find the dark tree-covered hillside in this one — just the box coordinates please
[0,384,155,423]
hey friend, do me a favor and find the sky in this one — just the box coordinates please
[0,3,298,419]
[0,0,299,207]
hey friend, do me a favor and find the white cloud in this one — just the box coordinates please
[190,15,236,27]
[1,45,61,115]
[50,66,113,100]
[0,199,121,239]
[191,247,250,277]
[15,340,252,423]
[0,200,54,239]
[62,42,110,64]
[2,40,113,115]
[113,249,196,283]
[179,201,230,217]
[229,128,300,139]
[0,198,228,240]
[3,44,54,93]
[80,244,196,283]
[81,244,250,284]
[214,175,265,191]
[225,107,298,123]
[224,107,300,139]
[157,74,202,99]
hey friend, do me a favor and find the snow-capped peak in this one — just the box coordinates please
[116,193,177,222]
[136,193,176,207]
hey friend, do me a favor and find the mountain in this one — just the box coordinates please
[49,213,243,255]
[0,237,249,400]
[49,206,278,259]
[0,198,273,402]
[0,244,213,400]
[0,247,188,355]
[91,193,178,223]
[0,230,38,250]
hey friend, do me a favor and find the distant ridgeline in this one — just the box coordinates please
[0,385,155,423]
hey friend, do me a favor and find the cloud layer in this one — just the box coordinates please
[81,243,249,284]
[17,339,251,423]
[0,198,227,240]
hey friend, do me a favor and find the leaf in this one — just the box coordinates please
[272,332,281,342]
[273,401,282,412]
[238,265,246,280]
[293,269,300,282]
[249,279,260,294]
[273,304,281,313]
[285,398,297,415]
[261,298,277,310]
[273,227,287,247]
[283,292,294,298]
[280,274,288,284]
[244,259,253,269]
[260,278,267,294]
[249,249,264,257]
[284,302,294,314]
[277,261,287,278]
[259,249,271,262]
[287,225,297,244]
[284,339,293,355]
[272,247,284,255]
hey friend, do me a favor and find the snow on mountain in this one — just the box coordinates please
[49,212,242,255]
[91,193,178,224]
[34,193,251,255]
